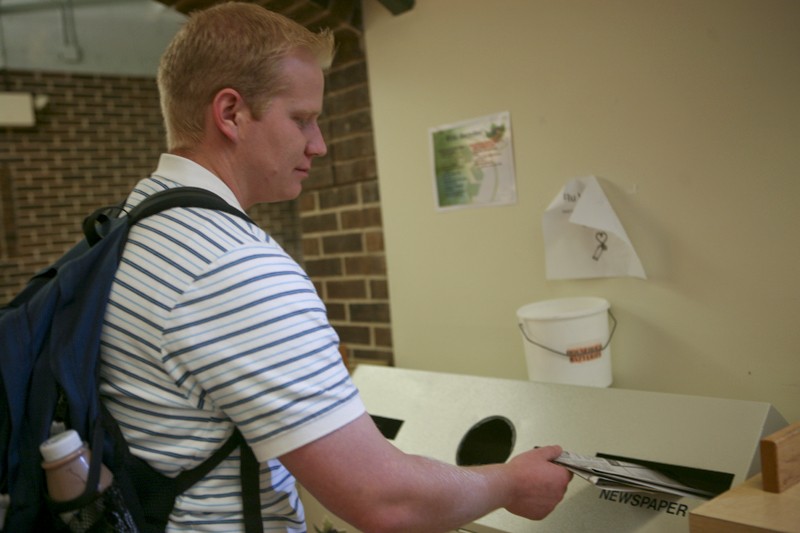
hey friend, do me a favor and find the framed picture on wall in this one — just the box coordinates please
[430,111,518,211]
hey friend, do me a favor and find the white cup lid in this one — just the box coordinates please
[39,429,83,462]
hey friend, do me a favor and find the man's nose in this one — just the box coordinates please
[307,124,327,158]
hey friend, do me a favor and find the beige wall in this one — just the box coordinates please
[363,0,800,422]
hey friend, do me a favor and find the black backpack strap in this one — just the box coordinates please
[172,429,263,533]
[239,442,263,533]
[172,429,246,492]
[82,186,254,246]
[99,187,262,532]
[82,203,126,246]
[127,187,254,226]
[103,407,263,532]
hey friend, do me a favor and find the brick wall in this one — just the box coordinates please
[0,71,302,295]
[0,71,169,290]
[300,25,393,367]
[0,6,393,367]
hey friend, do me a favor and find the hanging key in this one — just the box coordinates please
[593,231,608,261]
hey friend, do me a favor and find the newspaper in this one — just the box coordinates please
[554,451,716,499]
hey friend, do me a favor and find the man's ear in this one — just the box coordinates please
[211,88,247,142]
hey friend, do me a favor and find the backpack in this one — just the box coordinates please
[1,187,263,533]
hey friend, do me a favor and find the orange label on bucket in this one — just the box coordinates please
[566,344,603,363]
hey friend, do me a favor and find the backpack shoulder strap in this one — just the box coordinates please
[127,186,253,226]
[109,186,262,532]
[82,186,253,246]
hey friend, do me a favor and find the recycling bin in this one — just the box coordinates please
[303,366,787,532]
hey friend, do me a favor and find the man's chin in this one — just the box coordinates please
[263,187,303,204]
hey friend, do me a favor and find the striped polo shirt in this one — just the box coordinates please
[99,154,365,531]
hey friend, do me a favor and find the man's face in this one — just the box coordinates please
[238,49,327,205]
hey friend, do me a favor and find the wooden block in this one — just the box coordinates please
[760,421,800,493]
[689,474,800,532]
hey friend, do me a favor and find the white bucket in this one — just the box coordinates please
[516,297,615,387]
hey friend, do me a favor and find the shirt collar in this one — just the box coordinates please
[152,153,245,212]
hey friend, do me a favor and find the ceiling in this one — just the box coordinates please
[157,0,361,29]
[0,1,186,76]
[0,0,413,77]
[154,0,414,25]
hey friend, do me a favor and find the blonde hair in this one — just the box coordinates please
[157,1,335,151]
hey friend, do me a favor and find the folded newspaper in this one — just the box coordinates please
[554,451,716,499]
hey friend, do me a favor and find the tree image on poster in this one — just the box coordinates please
[431,112,517,211]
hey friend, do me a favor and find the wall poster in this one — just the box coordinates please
[430,111,517,211]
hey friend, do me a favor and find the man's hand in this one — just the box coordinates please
[503,445,573,520]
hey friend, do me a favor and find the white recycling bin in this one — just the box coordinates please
[302,366,787,533]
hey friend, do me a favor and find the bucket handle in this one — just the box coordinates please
[517,310,617,358]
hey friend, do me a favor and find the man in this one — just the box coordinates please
[99,3,571,531]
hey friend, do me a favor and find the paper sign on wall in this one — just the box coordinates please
[543,176,646,280]
[430,112,517,211]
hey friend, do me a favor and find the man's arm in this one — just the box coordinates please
[280,412,572,533]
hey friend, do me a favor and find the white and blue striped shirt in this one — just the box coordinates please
[99,154,365,532]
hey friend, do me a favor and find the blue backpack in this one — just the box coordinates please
[0,187,262,533]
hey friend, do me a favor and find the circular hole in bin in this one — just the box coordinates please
[456,416,516,466]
